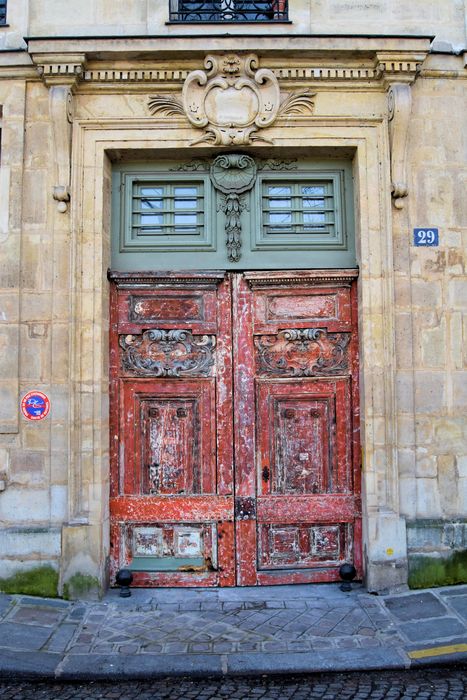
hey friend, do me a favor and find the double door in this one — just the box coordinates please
[109,270,361,586]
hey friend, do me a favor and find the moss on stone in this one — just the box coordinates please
[408,551,467,589]
[63,573,100,600]
[0,566,58,597]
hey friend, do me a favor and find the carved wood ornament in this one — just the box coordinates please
[255,328,350,376]
[210,153,257,262]
[149,54,315,146]
[119,329,216,377]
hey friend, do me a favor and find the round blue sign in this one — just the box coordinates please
[21,391,50,421]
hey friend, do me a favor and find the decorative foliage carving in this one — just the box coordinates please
[170,159,210,172]
[210,154,257,262]
[120,329,215,377]
[388,83,412,209]
[147,94,185,117]
[257,158,298,171]
[277,89,316,116]
[148,54,315,146]
[255,328,350,376]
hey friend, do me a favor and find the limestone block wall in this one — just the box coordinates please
[27,0,467,47]
[0,25,466,595]
[0,77,69,587]
[394,55,467,586]
[0,0,27,51]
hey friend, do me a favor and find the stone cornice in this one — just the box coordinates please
[31,52,87,87]
[375,51,426,86]
[76,58,427,89]
[26,36,431,90]
[26,34,433,57]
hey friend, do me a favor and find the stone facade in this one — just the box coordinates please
[0,1,466,597]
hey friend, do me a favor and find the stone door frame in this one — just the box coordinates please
[61,116,406,594]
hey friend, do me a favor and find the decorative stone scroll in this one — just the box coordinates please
[388,83,412,209]
[209,153,257,262]
[49,87,73,212]
[34,54,86,213]
[148,53,315,146]
[119,329,215,377]
[255,328,350,376]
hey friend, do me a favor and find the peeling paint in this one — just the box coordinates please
[109,271,361,587]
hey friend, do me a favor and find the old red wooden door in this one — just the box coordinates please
[233,271,361,585]
[109,271,236,587]
[109,270,361,586]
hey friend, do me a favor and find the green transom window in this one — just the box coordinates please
[133,182,205,236]
[262,181,335,235]
[112,157,355,270]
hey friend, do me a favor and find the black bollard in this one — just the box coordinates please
[116,568,133,597]
[339,563,356,592]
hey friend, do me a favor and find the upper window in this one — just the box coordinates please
[0,0,7,25]
[169,1,288,22]
[112,157,355,271]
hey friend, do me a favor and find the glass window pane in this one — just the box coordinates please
[141,213,164,226]
[141,198,163,210]
[303,198,324,209]
[175,213,198,226]
[302,186,325,196]
[304,212,326,225]
[140,187,163,197]
[268,186,291,196]
[175,198,197,209]
[174,187,198,196]
[269,212,292,225]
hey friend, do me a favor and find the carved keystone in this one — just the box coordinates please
[149,53,315,146]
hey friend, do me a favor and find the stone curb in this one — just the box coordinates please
[0,648,466,681]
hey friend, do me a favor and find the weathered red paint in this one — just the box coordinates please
[232,273,361,585]
[109,272,235,587]
[109,269,361,587]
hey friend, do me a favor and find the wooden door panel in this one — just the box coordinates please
[258,522,352,569]
[257,494,358,523]
[109,272,235,587]
[234,272,361,585]
[120,379,216,497]
[110,270,360,587]
[246,276,353,334]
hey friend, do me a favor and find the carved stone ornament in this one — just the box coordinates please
[255,328,350,376]
[49,86,73,213]
[33,54,86,214]
[388,83,412,209]
[148,54,315,146]
[120,329,215,377]
[210,153,257,262]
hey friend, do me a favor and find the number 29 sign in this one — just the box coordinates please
[413,228,439,247]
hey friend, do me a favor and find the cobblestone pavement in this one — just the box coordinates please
[0,584,466,678]
[1,668,467,699]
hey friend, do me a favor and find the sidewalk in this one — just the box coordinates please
[0,583,466,680]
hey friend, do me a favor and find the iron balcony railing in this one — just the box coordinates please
[0,0,7,25]
[169,1,288,22]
